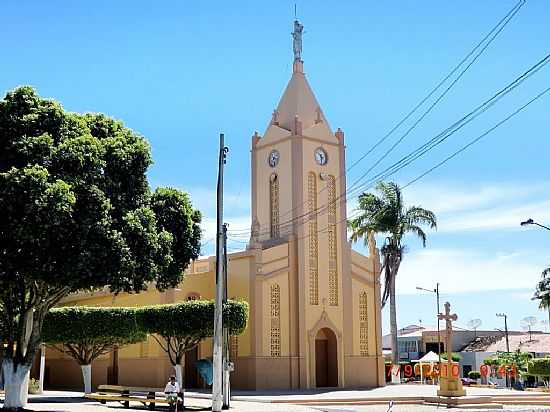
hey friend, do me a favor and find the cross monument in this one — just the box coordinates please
[437,302,466,397]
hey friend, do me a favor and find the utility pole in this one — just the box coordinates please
[222,223,231,409]
[415,283,441,366]
[212,134,228,412]
[436,283,441,364]
[496,313,510,388]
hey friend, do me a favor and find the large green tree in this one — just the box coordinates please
[42,307,146,394]
[348,182,436,366]
[137,300,249,387]
[0,87,201,409]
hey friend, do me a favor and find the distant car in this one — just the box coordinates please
[461,377,477,386]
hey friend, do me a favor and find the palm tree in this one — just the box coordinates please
[348,182,436,365]
[533,267,550,327]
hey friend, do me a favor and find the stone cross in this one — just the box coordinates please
[436,301,466,397]
[438,302,457,368]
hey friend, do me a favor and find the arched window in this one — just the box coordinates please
[327,175,338,306]
[308,172,319,305]
[187,292,201,301]
[270,174,280,238]
[270,283,281,357]
[359,291,368,356]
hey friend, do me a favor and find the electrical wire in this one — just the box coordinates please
[227,52,549,240]
[229,0,526,236]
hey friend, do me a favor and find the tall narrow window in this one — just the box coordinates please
[308,172,319,305]
[270,174,280,238]
[140,338,150,358]
[270,284,281,357]
[359,291,368,356]
[230,335,238,360]
[327,175,338,306]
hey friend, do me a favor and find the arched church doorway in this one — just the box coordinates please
[315,328,338,387]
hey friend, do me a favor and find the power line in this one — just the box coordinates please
[402,86,550,189]
[294,85,550,245]
[229,0,526,236]
[344,53,550,200]
[345,0,526,197]
[231,0,525,235]
[227,79,547,249]
[228,52,549,239]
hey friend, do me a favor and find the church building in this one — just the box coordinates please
[45,21,385,390]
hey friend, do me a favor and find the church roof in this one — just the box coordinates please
[273,69,331,133]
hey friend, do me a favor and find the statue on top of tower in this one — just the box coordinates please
[292,20,304,61]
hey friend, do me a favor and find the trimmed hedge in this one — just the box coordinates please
[42,306,146,365]
[43,300,249,367]
[43,306,145,345]
[136,299,249,365]
[136,299,249,338]
[468,371,481,380]
[528,358,550,377]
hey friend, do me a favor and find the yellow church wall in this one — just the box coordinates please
[260,271,290,357]
[254,138,294,241]
[350,277,377,356]
[300,136,346,325]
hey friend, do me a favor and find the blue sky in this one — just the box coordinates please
[2,1,549,334]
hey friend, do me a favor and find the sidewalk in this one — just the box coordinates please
[5,387,550,412]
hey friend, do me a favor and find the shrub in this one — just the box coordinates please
[528,358,550,377]
[468,371,481,380]
[43,306,146,393]
[441,352,462,362]
[28,379,40,394]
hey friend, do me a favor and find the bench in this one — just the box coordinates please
[85,384,184,410]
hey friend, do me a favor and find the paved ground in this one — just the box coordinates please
[3,387,550,412]
[229,384,539,400]
[16,398,550,412]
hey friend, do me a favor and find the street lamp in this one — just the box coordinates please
[496,313,510,388]
[520,218,550,231]
[416,284,441,366]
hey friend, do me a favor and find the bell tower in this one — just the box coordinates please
[249,20,352,388]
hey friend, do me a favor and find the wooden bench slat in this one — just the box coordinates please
[85,394,171,404]
[97,384,164,393]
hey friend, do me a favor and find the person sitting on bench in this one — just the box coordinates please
[164,375,180,411]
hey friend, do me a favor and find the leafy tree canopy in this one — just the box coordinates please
[137,299,249,365]
[42,306,146,365]
[528,357,550,377]
[0,86,201,399]
[534,268,550,310]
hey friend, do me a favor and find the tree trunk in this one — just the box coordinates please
[389,270,399,367]
[174,364,183,389]
[81,364,92,394]
[2,358,30,409]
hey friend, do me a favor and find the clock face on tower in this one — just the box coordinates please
[268,150,280,167]
[315,147,328,165]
